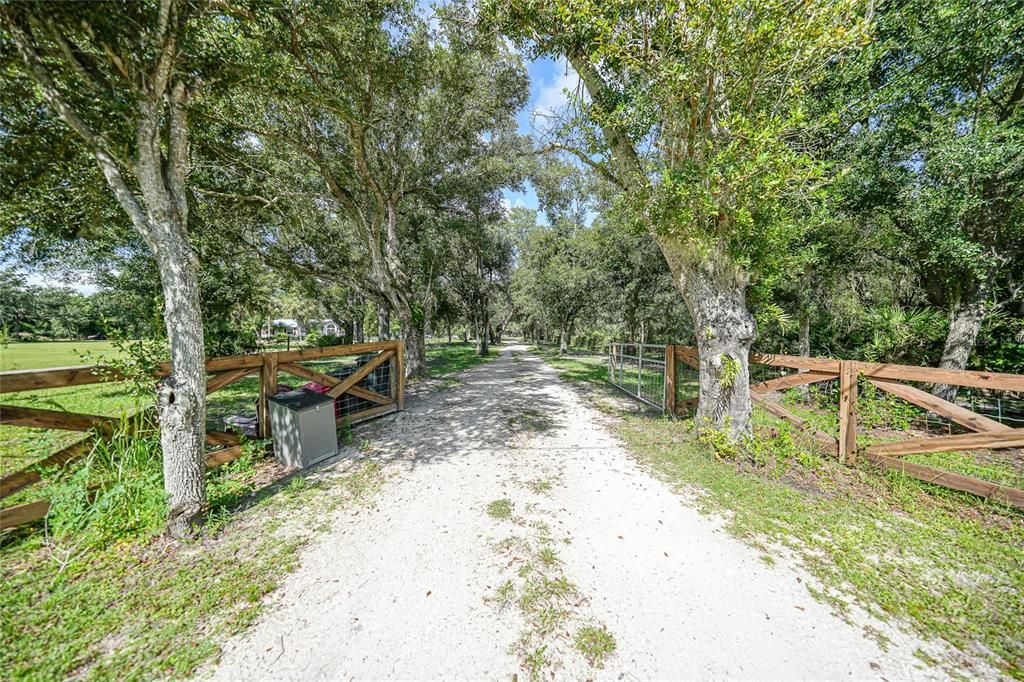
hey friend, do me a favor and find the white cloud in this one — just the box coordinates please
[532,62,583,122]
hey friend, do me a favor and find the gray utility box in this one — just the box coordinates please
[267,389,338,469]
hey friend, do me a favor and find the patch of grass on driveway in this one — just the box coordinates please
[425,341,496,378]
[534,351,1024,678]
[528,345,607,385]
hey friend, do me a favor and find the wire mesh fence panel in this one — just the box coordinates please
[607,343,667,411]
[674,360,700,408]
[295,353,395,419]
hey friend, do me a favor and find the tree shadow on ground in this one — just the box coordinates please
[335,345,567,470]
[214,344,566,516]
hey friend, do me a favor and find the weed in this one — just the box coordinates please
[537,546,560,566]
[529,519,551,535]
[338,418,353,445]
[524,477,554,495]
[693,418,741,460]
[42,415,166,549]
[494,535,529,554]
[518,575,577,614]
[535,606,569,636]
[506,408,553,433]
[486,498,514,520]
[523,645,548,681]
[574,625,617,668]
[285,476,309,493]
[492,580,516,609]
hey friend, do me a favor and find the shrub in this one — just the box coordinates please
[42,419,269,548]
[44,415,167,549]
[305,330,344,348]
[205,326,259,357]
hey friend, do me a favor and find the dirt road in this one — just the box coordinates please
[208,344,943,680]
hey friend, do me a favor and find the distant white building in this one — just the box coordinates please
[260,319,341,339]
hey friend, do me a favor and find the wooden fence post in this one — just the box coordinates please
[838,360,859,464]
[664,345,676,416]
[257,353,278,438]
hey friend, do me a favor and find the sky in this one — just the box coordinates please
[501,55,577,216]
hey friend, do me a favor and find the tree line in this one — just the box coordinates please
[1,0,1021,535]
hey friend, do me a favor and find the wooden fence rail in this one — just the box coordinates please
[665,345,1024,510]
[0,340,404,531]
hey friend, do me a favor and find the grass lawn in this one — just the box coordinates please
[531,347,1024,678]
[425,340,496,377]
[0,340,123,371]
[1,342,137,484]
[0,455,384,679]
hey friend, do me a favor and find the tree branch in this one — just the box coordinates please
[2,15,147,232]
[541,142,623,189]
[566,53,647,192]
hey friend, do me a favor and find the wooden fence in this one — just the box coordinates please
[0,341,405,530]
[664,345,1024,510]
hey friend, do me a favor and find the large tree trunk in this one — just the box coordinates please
[476,302,489,356]
[663,241,756,439]
[403,320,427,377]
[558,321,570,356]
[137,92,207,539]
[152,230,207,539]
[377,305,390,340]
[933,287,987,403]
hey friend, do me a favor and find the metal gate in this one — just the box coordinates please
[607,343,668,411]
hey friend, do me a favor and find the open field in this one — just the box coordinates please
[0,341,123,372]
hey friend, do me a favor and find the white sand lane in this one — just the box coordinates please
[206,343,951,681]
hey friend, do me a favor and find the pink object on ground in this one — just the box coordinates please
[302,382,345,418]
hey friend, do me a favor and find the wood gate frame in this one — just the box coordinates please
[0,340,405,530]
[664,345,1024,510]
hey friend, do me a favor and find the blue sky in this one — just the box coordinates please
[501,56,575,216]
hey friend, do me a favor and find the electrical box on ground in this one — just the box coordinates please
[267,389,338,469]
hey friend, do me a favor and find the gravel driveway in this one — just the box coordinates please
[207,343,945,680]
